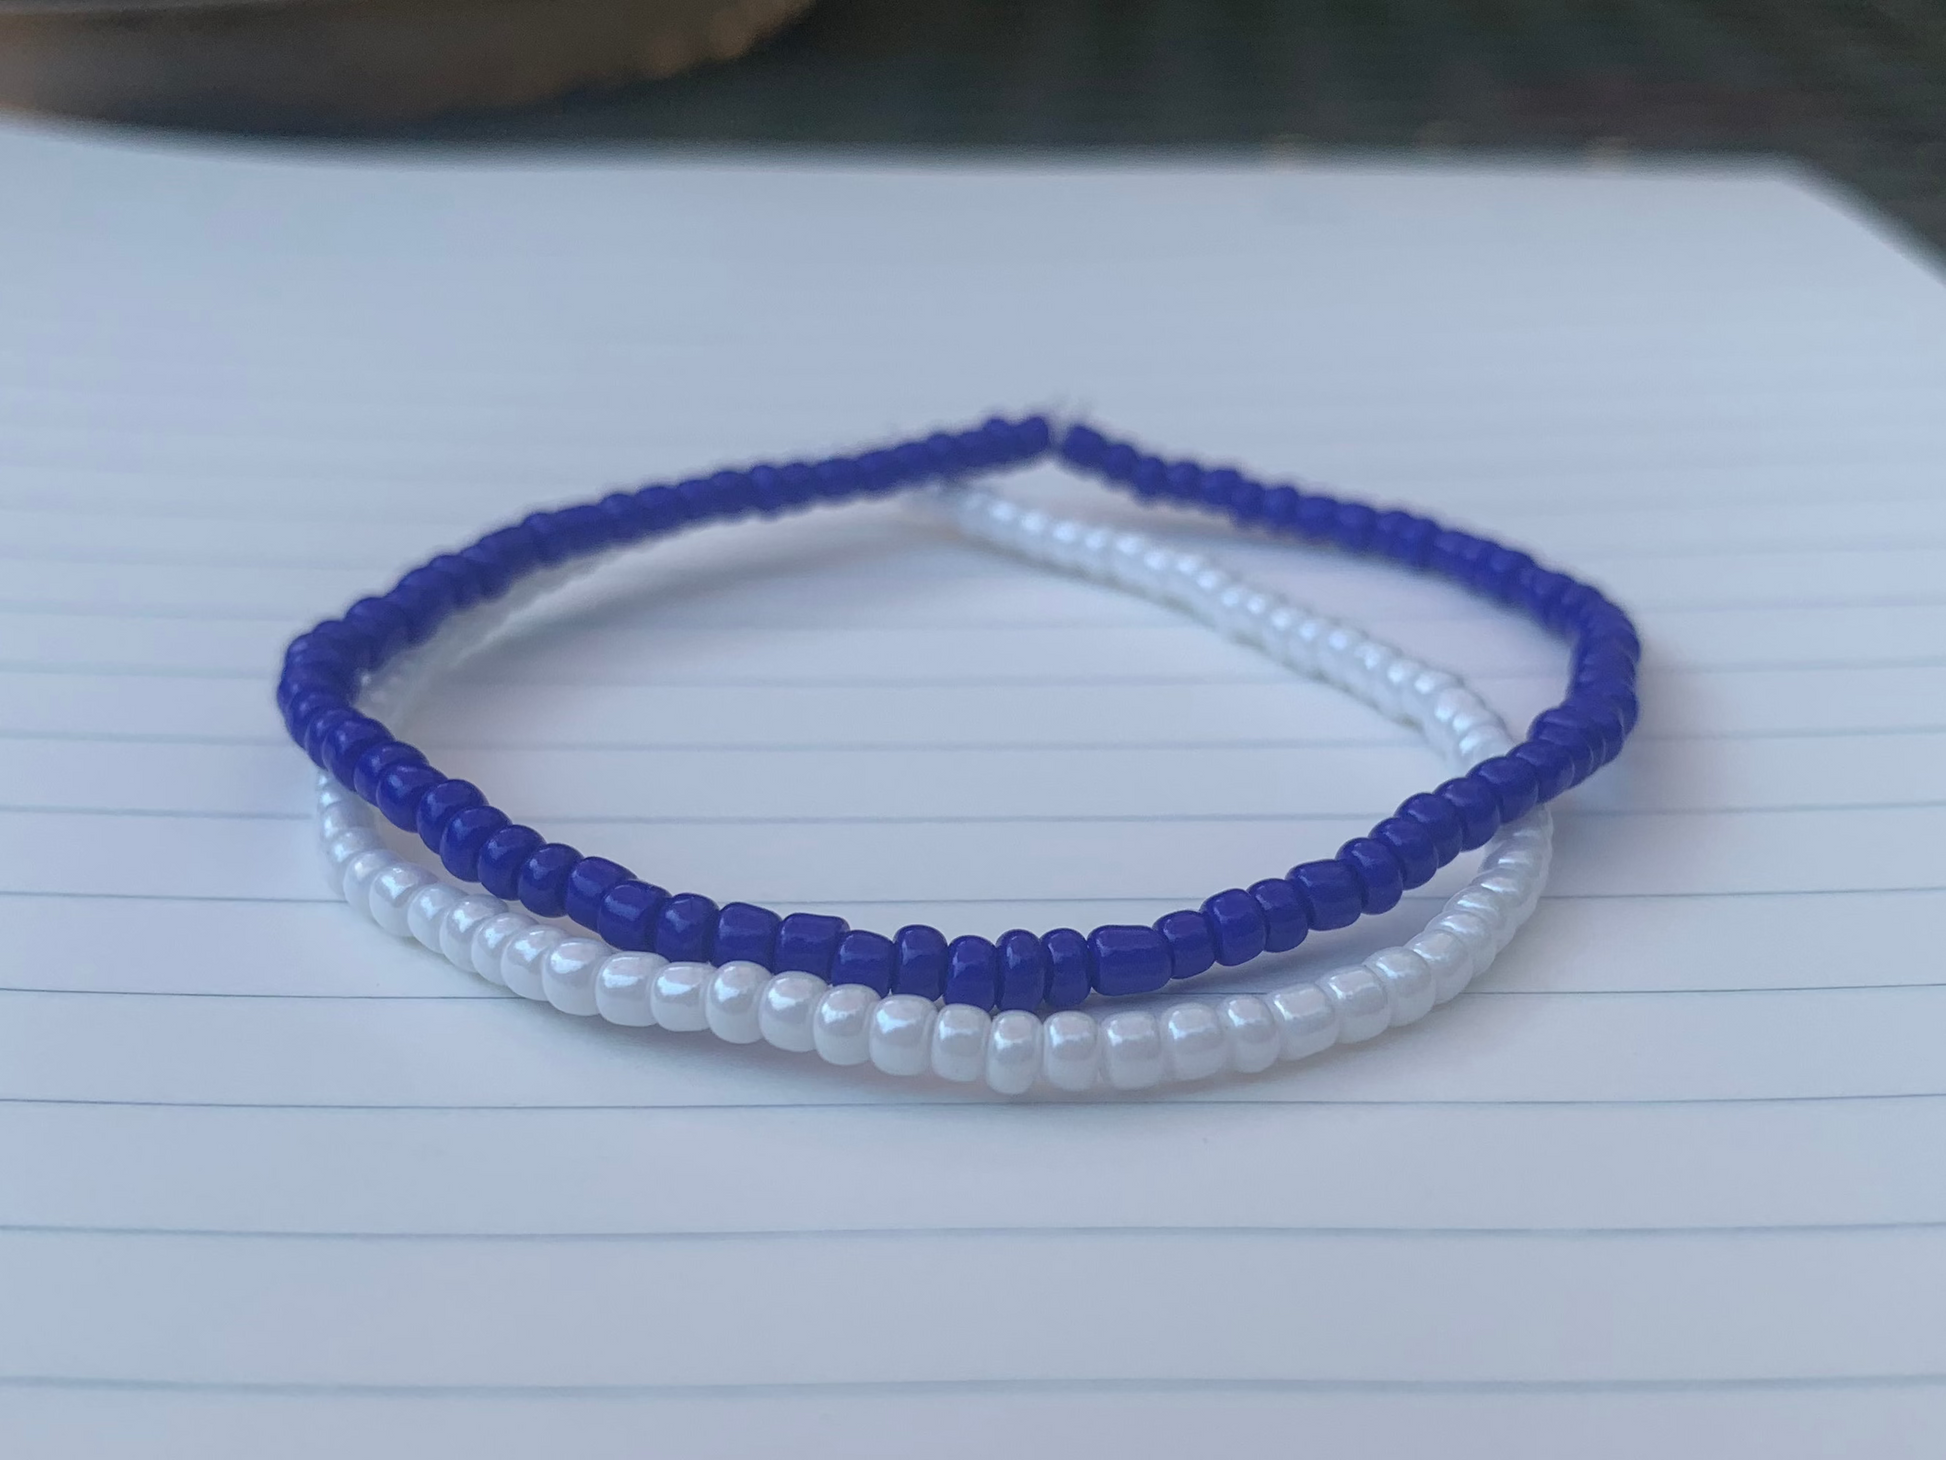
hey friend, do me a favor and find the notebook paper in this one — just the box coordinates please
[3,118,1946,1458]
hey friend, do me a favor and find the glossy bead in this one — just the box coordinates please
[812,983,877,1066]
[318,800,370,844]
[1446,887,1516,951]
[1088,925,1171,996]
[996,929,1050,1011]
[1337,839,1405,914]
[1202,889,1268,966]
[985,1010,1043,1095]
[1320,965,1390,1043]
[542,937,608,1016]
[564,857,631,930]
[930,1004,991,1083]
[413,779,484,851]
[1290,861,1360,930]
[759,972,827,1052]
[712,902,780,966]
[1369,947,1436,1026]
[1100,1010,1165,1090]
[1250,877,1309,953]
[468,912,532,988]
[322,827,383,889]
[1160,1002,1227,1083]
[439,895,507,972]
[476,824,545,902]
[595,952,666,1026]
[831,930,896,995]
[1155,909,1216,981]
[650,962,714,1032]
[1042,928,1091,1008]
[368,860,437,937]
[1269,983,1339,1060]
[340,849,396,910]
[438,806,510,883]
[1409,921,1481,1005]
[1041,1010,1101,1091]
[777,913,848,978]
[892,924,949,1000]
[501,926,565,1001]
[944,935,1000,1009]
[597,880,668,952]
[516,843,581,919]
[655,893,718,964]
[868,995,936,1076]
[704,962,770,1044]
[1219,996,1281,1073]
[405,883,463,952]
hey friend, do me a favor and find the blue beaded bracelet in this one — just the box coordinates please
[278,414,1640,1014]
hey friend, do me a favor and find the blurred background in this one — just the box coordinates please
[1,0,1942,251]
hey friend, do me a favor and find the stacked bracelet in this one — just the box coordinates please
[316,486,1550,1093]
[281,413,1630,1014]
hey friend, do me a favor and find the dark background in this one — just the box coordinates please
[373,0,1946,253]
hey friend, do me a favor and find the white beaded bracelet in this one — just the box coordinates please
[316,486,1551,1094]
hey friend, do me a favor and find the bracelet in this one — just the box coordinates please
[280,414,1628,1013]
[316,486,1550,1093]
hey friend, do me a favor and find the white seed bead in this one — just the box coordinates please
[368,861,437,938]
[542,937,609,1016]
[1269,983,1339,1061]
[704,961,770,1044]
[868,995,936,1077]
[985,1010,1044,1095]
[1381,657,1427,722]
[316,779,361,812]
[1160,1002,1227,1084]
[439,896,506,972]
[1041,1010,1102,1091]
[812,983,877,1066]
[1407,924,1479,1006]
[1369,947,1437,1027]
[1430,909,1499,990]
[1351,640,1400,716]
[321,827,383,888]
[1446,887,1517,949]
[1320,965,1391,1043]
[759,973,827,1052]
[467,912,532,988]
[1100,1010,1165,1090]
[1457,726,1515,765]
[651,962,714,1032]
[1284,614,1336,677]
[340,849,397,910]
[595,952,666,1026]
[930,1004,991,1083]
[1477,870,1539,923]
[1219,995,1281,1074]
[317,801,371,844]
[406,883,464,952]
[501,926,565,1001]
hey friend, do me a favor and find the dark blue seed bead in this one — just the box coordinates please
[1228,477,1266,522]
[597,880,668,951]
[414,779,484,850]
[1042,928,1091,1008]
[283,689,341,743]
[343,597,411,663]
[1481,548,1537,601]
[1512,739,1576,801]
[1295,493,1338,540]
[1371,510,1418,561]
[1471,755,1541,821]
[1088,925,1172,997]
[426,554,487,608]
[656,893,718,963]
[521,512,571,565]
[748,465,787,513]
[1200,468,1243,512]
[856,449,899,493]
[1397,792,1464,863]
[516,843,582,919]
[556,503,611,550]
[814,458,859,500]
[1394,515,1440,567]
[1130,455,1168,499]
[1517,567,1571,623]
[457,545,513,598]
[564,857,632,930]
[1428,529,1475,576]
[1202,888,1268,967]
[944,935,1000,1009]
[1261,485,1300,531]
[1249,877,1309,952]
[476,824,544,901]
[892,925,949,999]
[996,929,1050,1011]
[1099,442,1138,482]
[923,431,964,475]
[386,577,446,643]
[1531,711,1603,780]
[353,741,424,803]
[1059,423,1109,467]
[439,806,510,882]
[708,469,756,517]
[1436,776,1502,850]
[830,930,895,995]
[1158,460,1199,503]
[777,913,848,977]
[675,477,717,519]
[1373,817,1439,888]
[636,484,689,533]
[377,762,444,830]
[1289,859,1361,930]
[1565,697,1628,761]
[712,902,780,965]
[302,706,358,766]
[1575,644,1637,685]
[891,441,932,483]
[480,525,543,571]
[1156,909,1216,981]
[1337,839,1405,913]
[1331,502,1377,552]
[323,717,389,787]
[598,491,652,541]
[1014,416,1052,457]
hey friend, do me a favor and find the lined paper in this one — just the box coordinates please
[3,117,1946,1458]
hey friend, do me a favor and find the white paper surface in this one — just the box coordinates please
[2,118,1946,1458]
